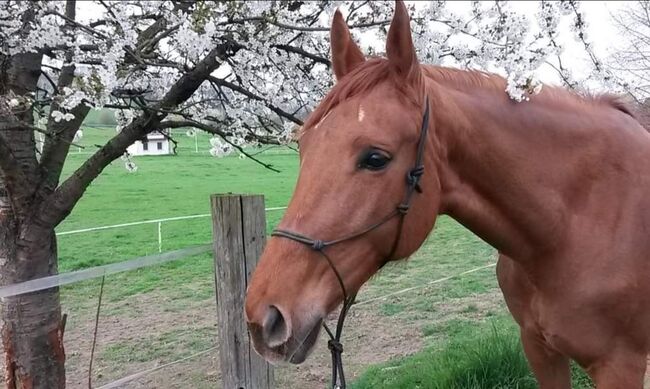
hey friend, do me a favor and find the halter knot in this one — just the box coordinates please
[407,166,424,182]
[397,203,410,214]
[312,240,325,251]
[407,166,425,193]
[328,339,344,353]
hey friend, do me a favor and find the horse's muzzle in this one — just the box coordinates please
[247,304,322,365]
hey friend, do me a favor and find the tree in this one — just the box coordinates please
[0,0,601,386]
[606,0,650,102]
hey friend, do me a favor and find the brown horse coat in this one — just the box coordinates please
[245,2,650,387]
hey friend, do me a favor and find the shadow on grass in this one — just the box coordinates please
[351,318,593,389]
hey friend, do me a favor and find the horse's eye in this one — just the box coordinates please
[358,149,391,170]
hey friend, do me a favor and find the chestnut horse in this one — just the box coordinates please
[245,1,650,387]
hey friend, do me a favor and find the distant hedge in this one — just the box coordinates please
[84,108,117,126]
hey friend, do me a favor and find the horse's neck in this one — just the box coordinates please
[430,82,626,260]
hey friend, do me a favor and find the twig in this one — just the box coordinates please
[347,1,371,23]
[271,44,331,66]
[48,10,144,65]
[159,130,178,155]
[157,120,281,172]
[224,16,391,32]
[40,70,60,95]
[247,144,298,156]
[88,275,105,389]
[208,76,303,125]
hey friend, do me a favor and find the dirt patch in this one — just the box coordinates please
[436,289,505,320]
[62,293,218,388]
[275,308,425,388]
[54,282,438,388]
[63,292,427,388]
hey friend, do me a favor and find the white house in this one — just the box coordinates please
[127,131,173,156]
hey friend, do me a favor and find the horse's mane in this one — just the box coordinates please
[422,66,505,92]
[593,94,637,118]
[423,65,636,119]
[299,58,635,138]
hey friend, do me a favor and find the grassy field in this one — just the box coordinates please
[351,316,593,389]
[53,126,593,388]
[59,126,293,270]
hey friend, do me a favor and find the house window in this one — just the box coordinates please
[142,141,148,151]
[157,142,163,150]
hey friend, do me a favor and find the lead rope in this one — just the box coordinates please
[272,97,430,389]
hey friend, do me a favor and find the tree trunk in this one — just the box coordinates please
[0,207,65,389]
[0,19,66,387]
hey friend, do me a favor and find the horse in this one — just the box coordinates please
[245,1,650,387]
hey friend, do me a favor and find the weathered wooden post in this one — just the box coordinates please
[211,194,274,389]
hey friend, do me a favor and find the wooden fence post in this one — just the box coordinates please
[211,194,274,389]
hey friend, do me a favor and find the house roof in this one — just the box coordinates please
[145,133,167,140]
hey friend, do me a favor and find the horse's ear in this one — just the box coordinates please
[386,0,419,81]
[330,9,365,81]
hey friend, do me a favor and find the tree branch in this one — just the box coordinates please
[48,10,145,65]
[272,44,331,66]
[224,17,391,32]
[41,42,240,227]
[207,76,303,125]
[40,0,91,192]
[40,70,59,95]
[157,120,281,172]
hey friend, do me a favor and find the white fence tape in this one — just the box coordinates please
[354,263,497,306]
[56,206,287,236]
[95,346,218,389]
[0,244,212,299]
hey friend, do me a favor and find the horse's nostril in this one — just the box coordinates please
[263,305,290,347]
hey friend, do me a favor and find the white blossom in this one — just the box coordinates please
[115,110,137,132]
[125,161,138,173]
[51,110,75,122]
[209,137,234,157]
[2,0,617,170]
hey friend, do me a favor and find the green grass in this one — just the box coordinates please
[58,126,298,310]
[352,316,593,389]
[101,326,215,364]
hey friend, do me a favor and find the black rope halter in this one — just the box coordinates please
[272,96,430,389]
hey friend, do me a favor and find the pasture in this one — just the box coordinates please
[56,125,590,388]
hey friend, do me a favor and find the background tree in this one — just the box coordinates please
[0,0,602,386]
[606,0,650,102]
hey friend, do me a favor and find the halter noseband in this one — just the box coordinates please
[271,96,430,389]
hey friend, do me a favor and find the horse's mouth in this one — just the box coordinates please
[287,318,322,364]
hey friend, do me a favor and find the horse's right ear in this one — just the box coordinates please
[330,9,365,81]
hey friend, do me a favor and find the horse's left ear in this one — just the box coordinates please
[386,0,419,81]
